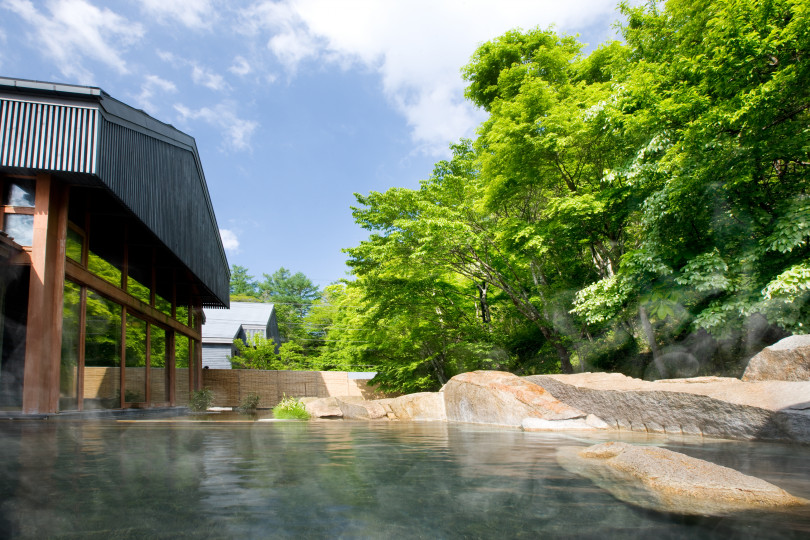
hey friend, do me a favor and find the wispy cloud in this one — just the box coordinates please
[138,0,217,30]
[237,1,322,75]
[157,50,230,92]
[239,0,619,156]
[191,63,229,91]
[3,0,143,83]
[132,74,177,114]
[228,56,252,76]
[219,228,240,253]
[174,101,258,151]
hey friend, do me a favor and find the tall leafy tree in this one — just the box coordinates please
[229,265,258,298]
[257,267,321,346]
[573,0,810,375]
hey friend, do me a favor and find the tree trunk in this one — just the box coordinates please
[639,305,667,378]
[530,319,573,374]
[477,281,491,324]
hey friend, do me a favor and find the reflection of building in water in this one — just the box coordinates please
[0,77,230,413]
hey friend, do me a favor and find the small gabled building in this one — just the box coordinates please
[202,302,281,369]
[0,77,230,413]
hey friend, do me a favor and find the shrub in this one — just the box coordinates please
[272,395,310,420]
[238,392,261,412]
[189,388,214,412]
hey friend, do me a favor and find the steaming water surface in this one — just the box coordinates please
[0,420,808,539]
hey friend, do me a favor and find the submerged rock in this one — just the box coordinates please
[443,371,588,427]
[557,441,810,516]
[743,335,810,382]
[521,414,608,432]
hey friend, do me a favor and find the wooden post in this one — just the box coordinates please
[168,330,176,405]
[194,300,203,391]
[22,175,69,414]
[77,285,86,411]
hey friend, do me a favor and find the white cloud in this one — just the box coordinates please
[156,50,177,64]
[219,229,240,252]
[175,101,258,151]
[139,0,216,30]
[191,63,229,91]
[157,50,230,92]
[133,74,177,114]
[229,55,252,76]
[240,0,619,156]
[3,0,144,82]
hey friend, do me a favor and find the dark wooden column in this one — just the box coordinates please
[22,175,69,413]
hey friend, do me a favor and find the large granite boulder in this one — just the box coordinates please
[526,372,810,443]
[557,441,809,516]
[443,371,591,428]
[743,335,810,381]
[377,392,446,421]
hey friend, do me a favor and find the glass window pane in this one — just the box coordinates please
[155,293,172,318]
[150,326,169,404]
[88,250,122,288]
[66,227,83,263]
[83,291,121,409]
[3,179,35,207]
[59,280,81,411]
[176,304,189,325]
[175,334,189,406]
[127,275,151,305]
[124,314,147,403]
[4,214,34,246]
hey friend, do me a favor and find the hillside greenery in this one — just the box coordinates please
[232,0,810,393]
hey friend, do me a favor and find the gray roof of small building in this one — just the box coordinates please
[202,302,275,343]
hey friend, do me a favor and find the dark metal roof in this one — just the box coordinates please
[0,76,230,307]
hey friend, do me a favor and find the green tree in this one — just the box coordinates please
[229,265,258,298]
[572,0,810,375]
[257,267,321,345]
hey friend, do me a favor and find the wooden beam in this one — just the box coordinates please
[65,258,201,341]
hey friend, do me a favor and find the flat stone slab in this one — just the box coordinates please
[557,441,810,516]
[526,373,810,442]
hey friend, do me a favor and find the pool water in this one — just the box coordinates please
[0,420,808,539]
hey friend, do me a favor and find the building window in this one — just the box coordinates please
[3,214,34,246]
[1,177,36,246]
[84,290,122,409]
[59,280,82,411]
[4,179,35,207]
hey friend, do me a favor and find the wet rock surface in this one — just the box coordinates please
[557,441,810,516]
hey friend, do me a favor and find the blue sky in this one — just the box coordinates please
[0,0,624,288]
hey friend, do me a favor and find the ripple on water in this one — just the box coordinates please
[0,421,808,539]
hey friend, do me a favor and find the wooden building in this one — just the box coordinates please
[0,77,230,414]
[202,302,281,369]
